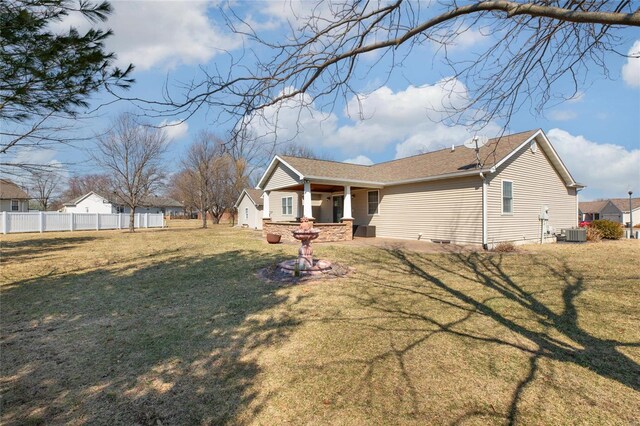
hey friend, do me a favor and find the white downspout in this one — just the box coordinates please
[480,172,488,250]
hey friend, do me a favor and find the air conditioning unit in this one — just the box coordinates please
[565,228,587,242]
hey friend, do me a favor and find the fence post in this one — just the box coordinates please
[2,212,7,234]
[145,213,149,228]
[70,213,74,231]
[39,211,44,233]
[118,213,122,230]
[96,213,100,231]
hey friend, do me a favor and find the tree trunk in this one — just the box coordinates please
[202,209,208,229]
[129,208,135,232]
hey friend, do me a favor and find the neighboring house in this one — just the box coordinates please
[0,179,29,212]
[234,188,264,229]
[579,198,640,227]
[256,129,583,246]
[600,198,640,227]
[62,192,183,216]
[578,200,608,222]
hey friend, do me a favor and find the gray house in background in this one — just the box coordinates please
[235,188,264,230]
[0,179,29,212]
[256,129,583,246]
[579,198,640,227]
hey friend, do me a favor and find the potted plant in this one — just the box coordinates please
[266,233,281,244]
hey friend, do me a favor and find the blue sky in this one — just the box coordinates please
[11,0,640,201]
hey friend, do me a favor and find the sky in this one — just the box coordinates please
[8,0,640,201]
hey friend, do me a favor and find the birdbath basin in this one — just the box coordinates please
[277,220,332,276]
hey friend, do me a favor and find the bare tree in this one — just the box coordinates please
[276,142,325,160]
[61,173,112,201]
[182,132,224,228]
[133,1,639,140]
[166,170,199,217]
[182,132,250,227]
[29,169,62,211]
[91,113,167,232]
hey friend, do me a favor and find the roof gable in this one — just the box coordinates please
[235,188,264,208]
[608,197,640,213]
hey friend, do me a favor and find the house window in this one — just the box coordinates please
[367,190,379,215]
[502,180,513,214]
[281,196,293,216]
[245,207,249,220]
[11,200,19,211]
[593,213,600,220]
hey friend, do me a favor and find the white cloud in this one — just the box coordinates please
[622,40,640,88]
[160,120,189,141]
[53,1,240,71]
[548,109,578,121]
[243,88,338,150]
[547,128,640,199]
[343,155,373,166]
[245,79,501,160]
[334,79,501,157]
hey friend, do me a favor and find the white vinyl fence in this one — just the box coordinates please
[1,212,165,234]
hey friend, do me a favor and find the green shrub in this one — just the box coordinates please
[590,220,623,240]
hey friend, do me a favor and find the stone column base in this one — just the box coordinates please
[341,218,354,240]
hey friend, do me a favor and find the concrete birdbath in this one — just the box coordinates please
[278,218,332,276]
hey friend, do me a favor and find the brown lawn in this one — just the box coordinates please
[1,221,639,425]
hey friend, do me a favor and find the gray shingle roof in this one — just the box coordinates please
[607,198,640,213]
[578,200,609,214]
[0,179,29,199]
[280,129,540,184]
[243,189,264,206]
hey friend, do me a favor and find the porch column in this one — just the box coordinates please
[303,180,313,219]
[262,190,270,219]
[343,185,353,219]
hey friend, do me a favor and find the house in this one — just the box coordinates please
[599,198,640,227]
[578,200,608,222]
[0,179,29,212]
[256,129,583,247]
[234,188,264,229]
[62,192,183,216]
[579,198,640,227]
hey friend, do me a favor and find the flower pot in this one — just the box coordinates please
[266,233,281,244]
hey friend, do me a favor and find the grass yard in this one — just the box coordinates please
[1,221,639,425]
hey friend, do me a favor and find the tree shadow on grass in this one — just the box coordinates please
[335,248,640,424]
[1,249,300,425]
[0,236,98,264]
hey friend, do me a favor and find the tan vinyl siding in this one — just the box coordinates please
[352,176,483,244]
[264,164,301,191]
[237,195,262,229]
[268,191,301,222]
[486,139,577,243]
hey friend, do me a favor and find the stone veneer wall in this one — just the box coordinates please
[263,221,352,242]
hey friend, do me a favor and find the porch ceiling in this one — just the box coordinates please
[284,183,371,192]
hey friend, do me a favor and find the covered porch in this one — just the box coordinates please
[262,180,380,242]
